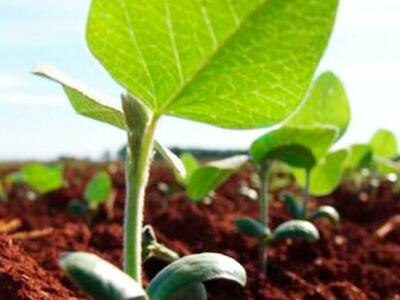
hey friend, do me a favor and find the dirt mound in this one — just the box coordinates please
[0,234,78,300]
[0,164,399,299]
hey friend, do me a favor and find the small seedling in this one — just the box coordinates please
[343,129,399,193]
[68,171,113,218]
[287,148,349,227]
[235,217,319,270]
[176,152,249,202]
[33,0,339,296]
[6,163,64,195]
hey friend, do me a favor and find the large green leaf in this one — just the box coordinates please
[60,252,147,300]
[286,72,350,139]
[84,171,112,209]
[186,155,248,201]
[147,253,246,300]
[250,126,338,169]
[293,149,349,196]
[370,129,398,159]
[87,0,339,128]
[15,163,64,194]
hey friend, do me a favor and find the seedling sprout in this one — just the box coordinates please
[6,163,64,195]
[32,0,339,298]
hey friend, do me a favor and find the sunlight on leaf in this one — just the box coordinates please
[87,0,339,128]
[286,72,350,139]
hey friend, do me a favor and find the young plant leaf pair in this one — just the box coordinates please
[235,218,319,246]
[238,72,350,270]
[280,193,340,228]
[34,0,339,296]
[60,251,246,300]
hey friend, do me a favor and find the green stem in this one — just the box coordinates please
[122,95,158,284]
[301,169,311,218]
[258,160,271,272]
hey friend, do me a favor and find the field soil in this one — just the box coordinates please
[0,163,400,300]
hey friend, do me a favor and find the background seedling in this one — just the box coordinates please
[343,129,399,193]
[69,171,114,219]
[278,72,350,225]
[235,217,319,271]
[244,72,350,270]
[176,153,249,202]
[6,163,64,195]
[33,0,339,295]
[84,171,112,209]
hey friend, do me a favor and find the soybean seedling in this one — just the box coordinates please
[343,129,400,193]
[68,171,115,219]
[280,72,351,226]
[176,152,249,202]
[33,0,339,297]
[238,72,350,271]
[6,163,64,195]
[286,148,349,226]
[241,125,335,271]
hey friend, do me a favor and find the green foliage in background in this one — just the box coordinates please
[293,149,349,196]
[84,171,112,209]
[179,154,248,201]
[7,163,63,194]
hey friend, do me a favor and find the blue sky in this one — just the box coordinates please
[1,0,399,161]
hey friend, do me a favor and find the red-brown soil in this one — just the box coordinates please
[0,163,400,300]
